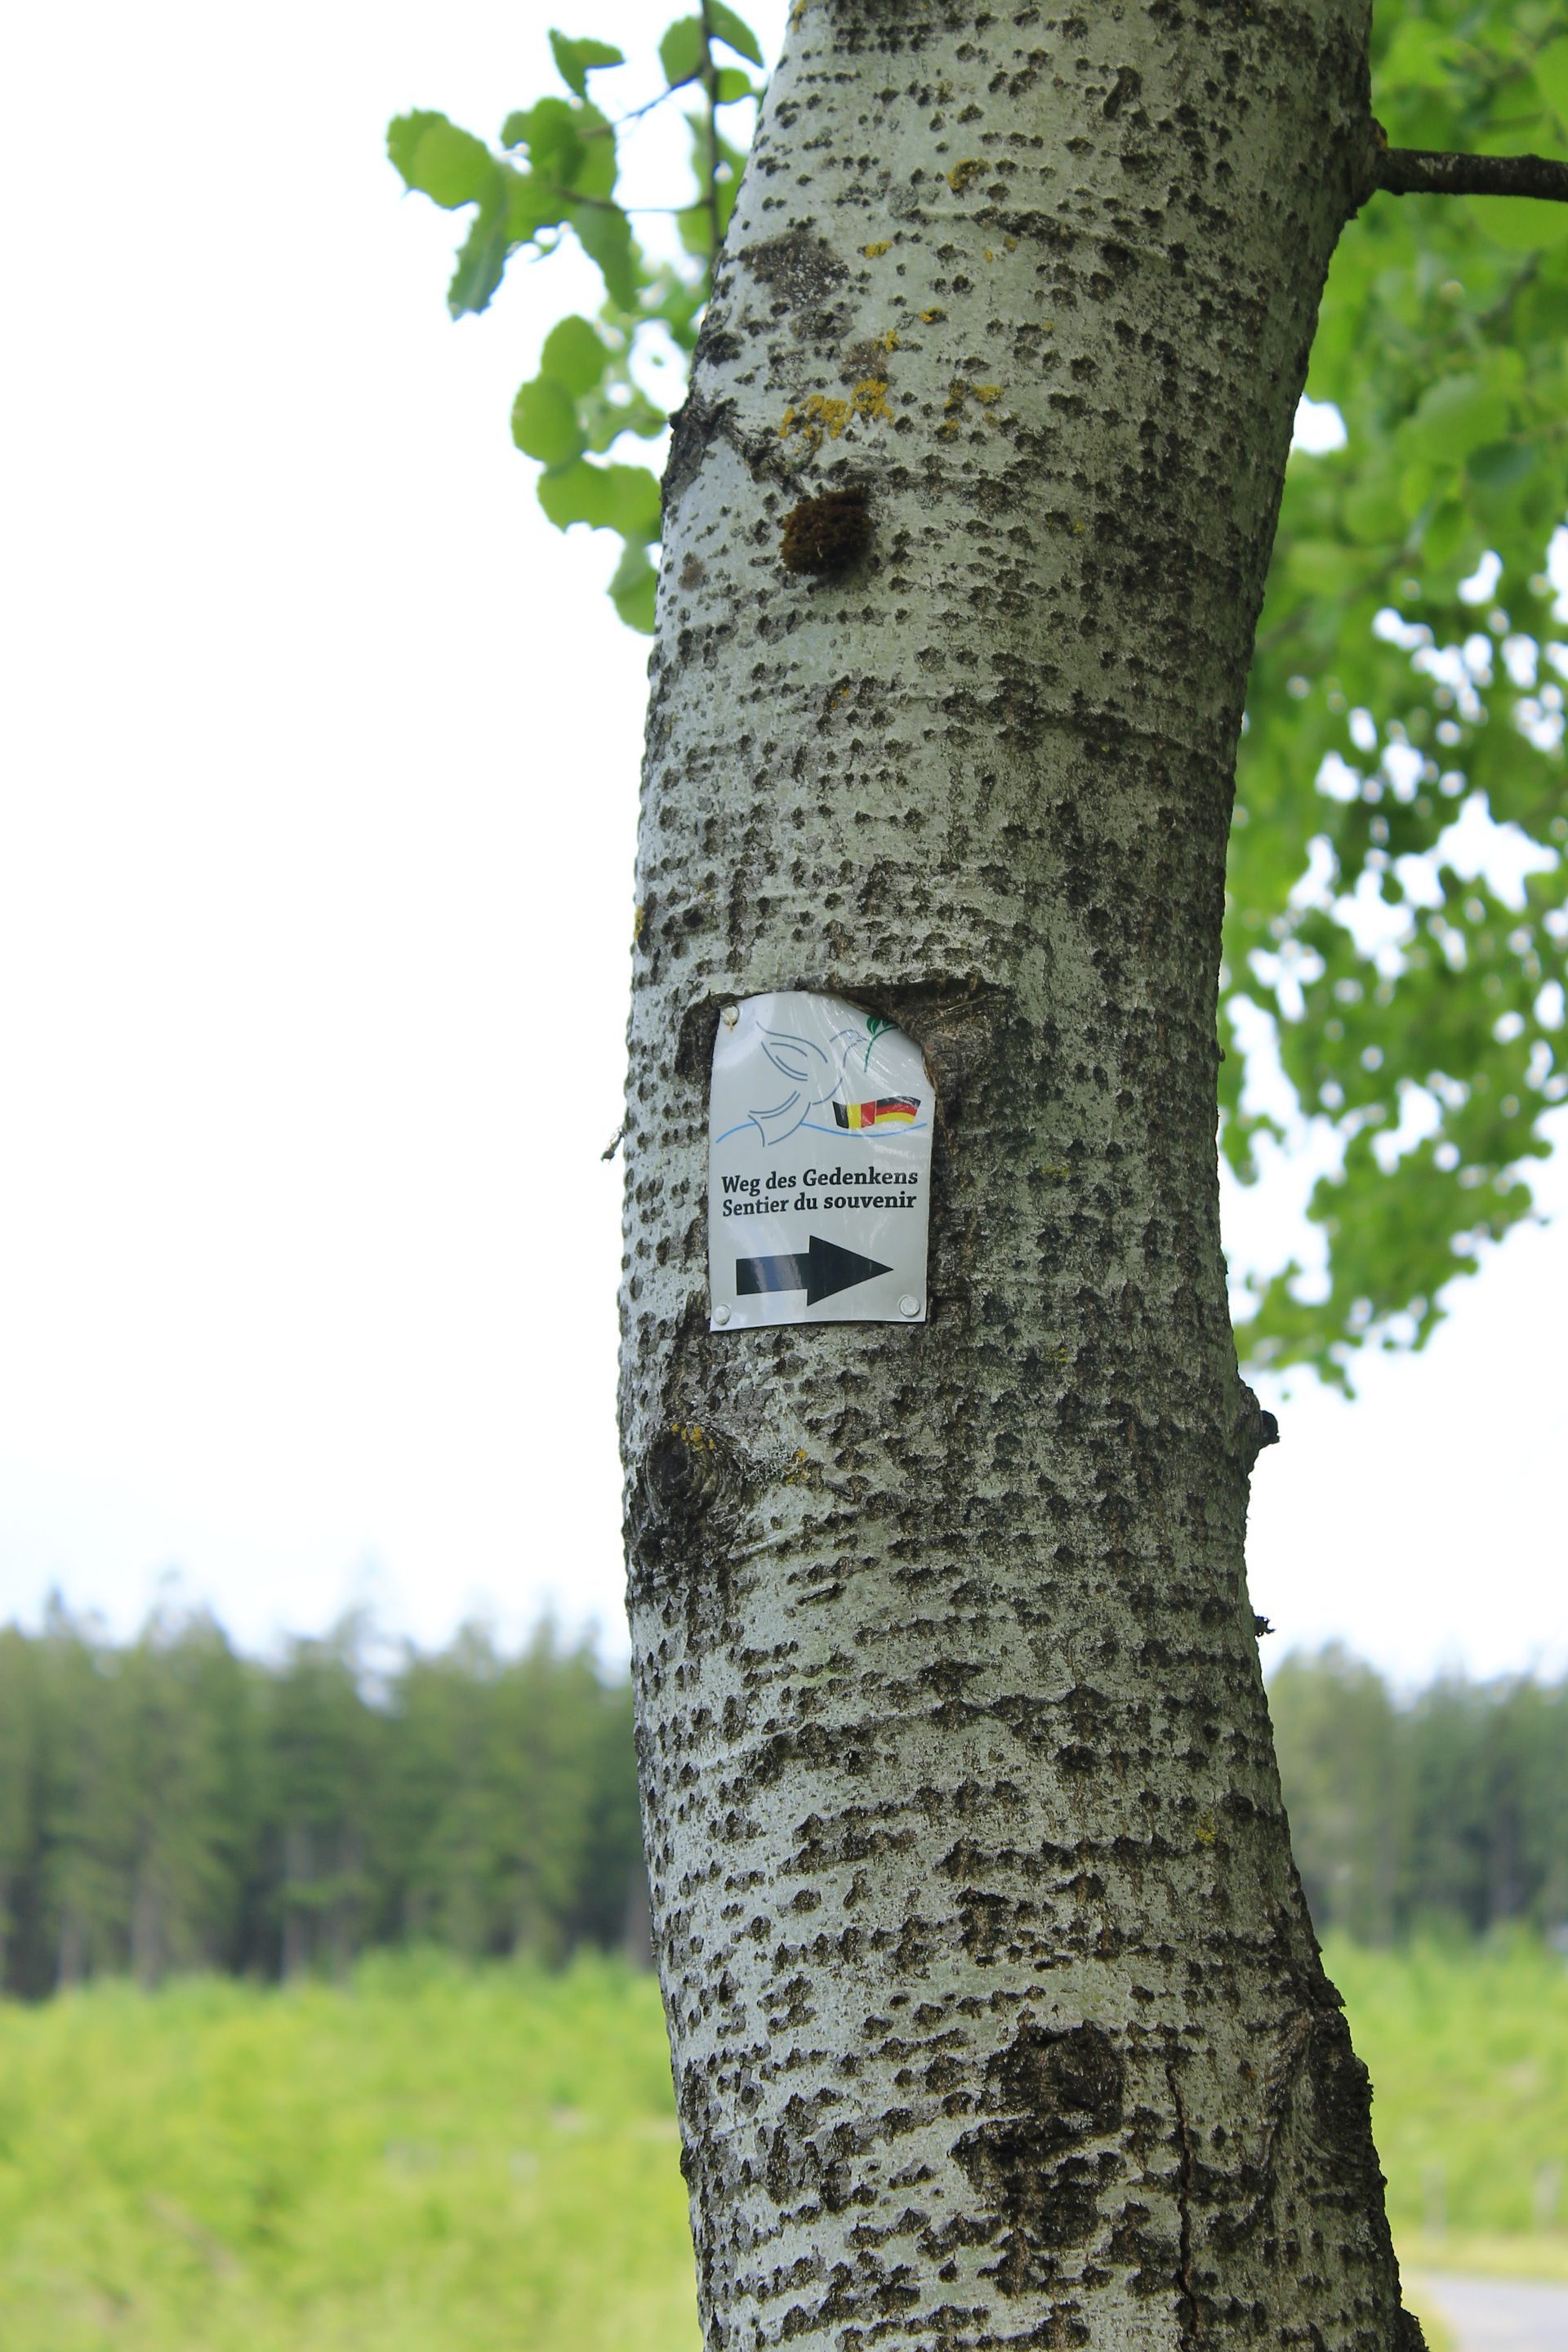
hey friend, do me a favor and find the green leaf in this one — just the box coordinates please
[608,541,657,633]
[547,31,625,97]
[1401,372,1512,463]
[1466,193,1568,252]
[388,112,497,210]
[713,68,755,104]
[540,314,611,399]
[577,383,663,451]
[568,199,640,306]
[1535,36,1568,129]
[1467,437,1535,490]
[503,96,583,181]
[447,194,510,316]
[511,376,586,466]
[500,96,617,202]
[706,2,764,66]
[537,459,662,541]
[1374,18,1461,96]
[659,17,706,88]
[506,170,564,244]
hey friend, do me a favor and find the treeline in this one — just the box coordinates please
[0,1603,644,2000]
[1,1610,1565,1998]
[1271,1643,1568,1943]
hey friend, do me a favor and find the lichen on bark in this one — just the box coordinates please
[621,4,1419,2345]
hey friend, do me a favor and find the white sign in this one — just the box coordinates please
[708,991,933,1330]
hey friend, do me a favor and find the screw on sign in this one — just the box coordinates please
[707,991,933,1331]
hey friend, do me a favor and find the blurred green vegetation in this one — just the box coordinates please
[1272,1647,1568,1942]
[3,1606,1566,2001]
[0,1943,1562,2346]
[0,1954,698,2352]
[0,1606,647,1998]
[1328,1934,1568,2276]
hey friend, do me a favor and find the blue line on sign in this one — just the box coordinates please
[796,1120,929,1137]
[710,1119,930,1147]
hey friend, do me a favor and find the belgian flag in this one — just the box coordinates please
[833,1096,920,1130]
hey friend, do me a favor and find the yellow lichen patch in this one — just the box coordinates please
[778,394,849,453]
[940,379,1004,434]
[919,306,946,323]
[862,239,891,259]
[779,381,893,453]
[880,327,900,353]
[1195,1811,1219,1848]
[632,903,645,942]
[670,1421,717,1454]
[947,158,982,194]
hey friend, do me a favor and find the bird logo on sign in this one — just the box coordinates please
[742,1021,920,1146]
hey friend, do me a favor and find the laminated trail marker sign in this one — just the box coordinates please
[708,991,933,1330]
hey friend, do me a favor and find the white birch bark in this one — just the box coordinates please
[621,5,1417,2345]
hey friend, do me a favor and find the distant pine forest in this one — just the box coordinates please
[0,1606,1564,1999]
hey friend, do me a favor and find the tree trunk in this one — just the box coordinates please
[282,1820,311,1980]
[56,1904,85,1993]
[622,6,1416,2346]
[131,1849,164,1990]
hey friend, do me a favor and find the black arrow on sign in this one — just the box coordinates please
[735,1233,893,1307]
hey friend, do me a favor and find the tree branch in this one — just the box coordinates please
[1374,140,1568,203]
[697,0,722,304]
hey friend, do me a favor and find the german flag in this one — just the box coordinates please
[833,1095,920,1131]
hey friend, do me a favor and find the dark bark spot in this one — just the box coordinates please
[1302,2007,1381,2195]
[675,995,724,1083]
[742,226,851,340]
[952,2024,1125,2270]
[781,488,871,577]
[625,1378,742,1605]
[991,2022,1125,2140]
[664,391,734,513]
[1102,66,1143,118]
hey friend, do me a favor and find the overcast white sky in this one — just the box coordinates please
[0,2,1562,1685]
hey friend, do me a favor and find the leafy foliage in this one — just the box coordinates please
[1225,1,1568,1382]
[390,5,1567,1383]
[387,13,761,639]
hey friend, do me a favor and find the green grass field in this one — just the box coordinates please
[0,1939,1562,2350]
[1326,1936,1568,2278]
